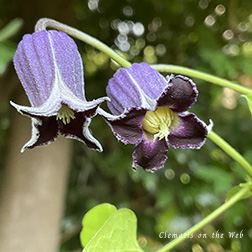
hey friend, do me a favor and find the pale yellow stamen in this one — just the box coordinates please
[142,107,176,141]
[56,104,76,124]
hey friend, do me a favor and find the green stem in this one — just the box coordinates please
[34,18,131,68]
[34,19,252,96]
[151,64,252,95]
[207,131,252,177]
[156,184,251,252]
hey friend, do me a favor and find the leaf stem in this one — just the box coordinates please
[207,131,252,177]
[151,64,252,95]
[34,18,131,68]
[156,184,251,252]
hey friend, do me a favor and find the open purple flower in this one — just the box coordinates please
[99,63,212,171]
[11,30,107,152]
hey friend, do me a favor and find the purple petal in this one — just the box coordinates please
[49,31,86,101]
[14,31,55,106]
[168,113,208,149]
[22,117,59,151]
[125,63,168,99]
[106,68,144,115]
[158,75,198,113]
[60,111,102,151]
[132,136,168,171]
[106,63,166,114]
[13,30,86,107]
[101,108,146,144]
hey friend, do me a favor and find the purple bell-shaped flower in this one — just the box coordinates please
[11,30,107,152]
[99,63,212,171]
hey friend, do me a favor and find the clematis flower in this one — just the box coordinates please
[99,63,212,171]
[11,30,107,152]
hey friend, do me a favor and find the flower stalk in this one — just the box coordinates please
[35,18,131,68]
[151,64,252,95]
[35,19,252,96]
[207,131,252,177]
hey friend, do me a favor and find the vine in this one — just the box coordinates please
[35,18,252,251]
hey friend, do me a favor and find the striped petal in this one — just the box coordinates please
[13,30,86,107]
[106,63,166,115]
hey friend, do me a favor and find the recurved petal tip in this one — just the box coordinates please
[132,136,168,171]
[168,113,208,149]
[158,75,198,113]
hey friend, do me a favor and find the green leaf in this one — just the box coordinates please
[80,203,117,247]
[241,94,252,115]
[81,204,144,252]
[0,18,23,42]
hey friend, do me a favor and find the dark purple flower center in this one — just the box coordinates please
[142,106,177,141]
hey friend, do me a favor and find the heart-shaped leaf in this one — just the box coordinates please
[80,203,144,252]
[80,203,117,247]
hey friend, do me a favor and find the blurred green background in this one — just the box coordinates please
[0,0,252,251]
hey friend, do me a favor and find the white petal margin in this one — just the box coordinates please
[61,117,103,152]
[21,118,57,153]
[10,68,109,118]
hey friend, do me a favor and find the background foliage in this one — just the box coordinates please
[0,0,252,251]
